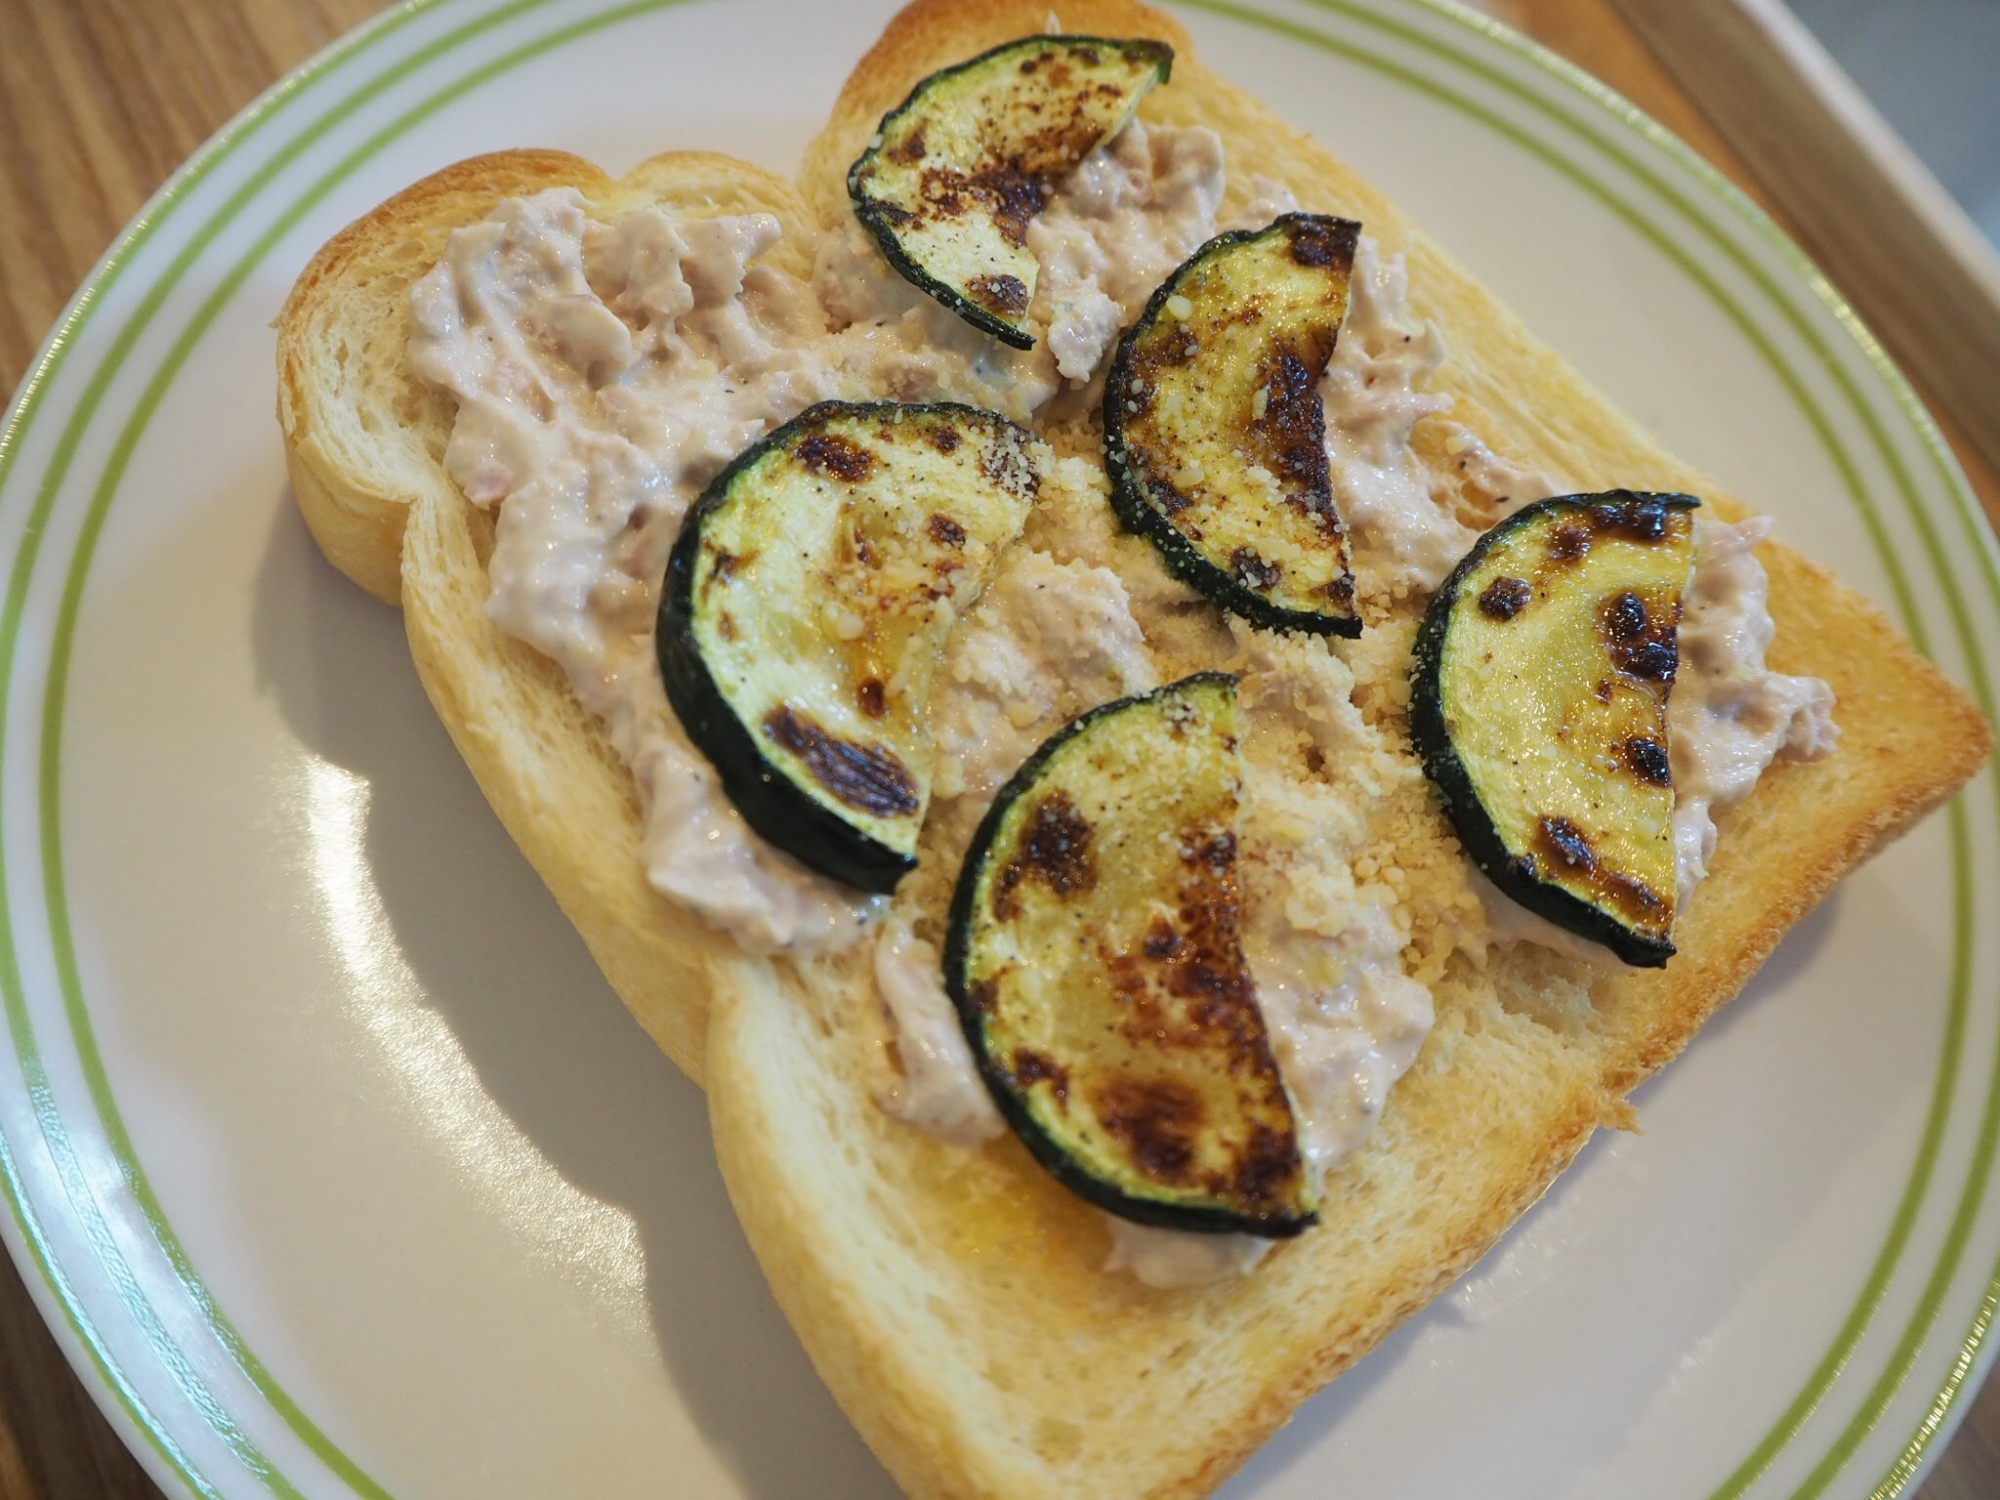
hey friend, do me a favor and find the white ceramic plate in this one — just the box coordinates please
[1,0,1996,1496]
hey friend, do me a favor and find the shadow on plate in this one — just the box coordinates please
[253,494,899,1498]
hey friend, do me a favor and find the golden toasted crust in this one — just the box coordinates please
[704,3,1994,1497]
[277,149,822,1082]
[275,2,1993,1496]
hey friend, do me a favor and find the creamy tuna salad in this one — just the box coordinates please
[407,108,1833,1288]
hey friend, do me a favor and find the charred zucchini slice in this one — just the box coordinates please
[946,674,1317,1237]
[1410,491,1699,966]
[1104,215,1363,636]
[848,35,1173,348]
[660,401,1040,893]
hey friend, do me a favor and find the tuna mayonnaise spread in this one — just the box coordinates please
[408,116,1831,1287]
[408,124,1228,953]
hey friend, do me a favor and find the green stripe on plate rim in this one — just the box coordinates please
[1153,6,2000,1494]
[1222,5,2000,1495]
[0,3,515,1491]
[0,1,1990,1499]
[0,0,698,1493]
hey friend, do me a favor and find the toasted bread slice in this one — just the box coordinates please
[276,0,1993,1495]
[716,2,1994,1496]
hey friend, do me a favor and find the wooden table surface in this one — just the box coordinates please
[0,0,1996,1495]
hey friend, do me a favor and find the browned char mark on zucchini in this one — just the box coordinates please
[1105,214,1364,637]
[848,35,1173,346]
[1409,490,1699,966]
[946,674,1318,1236]
[658,401,1041,893]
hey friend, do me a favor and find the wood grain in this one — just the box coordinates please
[0,1,1994,1496]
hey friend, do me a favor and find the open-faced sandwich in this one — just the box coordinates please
[275,0,1994,1493]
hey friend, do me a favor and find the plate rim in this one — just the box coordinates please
[0,0,1994,1497]
[1226,6,2000,1499]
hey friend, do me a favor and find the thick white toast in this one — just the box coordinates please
[277,0,1993,1494]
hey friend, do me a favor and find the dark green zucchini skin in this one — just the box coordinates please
[1409,490,1699,968]
[660,635,913,892]
[847,34,1173,348]
[659,400,1038,894]
[945,673,1318,1238]
[1104,214,1363,638]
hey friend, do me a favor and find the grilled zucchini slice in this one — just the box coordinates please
[1104,215,1363,636]
[946,674,1317,1237]
[660,401,1040,893]
[1410,491,1699,966]
[848,35,1173,348]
